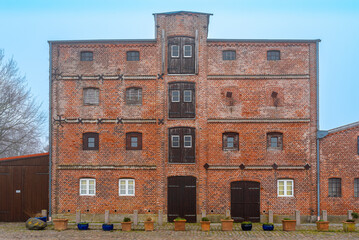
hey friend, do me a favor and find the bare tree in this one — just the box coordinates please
[0,50,45,158]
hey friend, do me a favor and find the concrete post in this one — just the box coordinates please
[295,210,301,226]
[76,209,81,224]
[225,210,230,218]
[201,210,206,219]
[268,210,273,223]
[104,210,109,224]
[348,210,353,220]
[158,210,163,225]
[41,209,47,218]
[322,210,327,221]
[133,210,138,225]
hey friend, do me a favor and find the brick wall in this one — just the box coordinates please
[50,11,318,222]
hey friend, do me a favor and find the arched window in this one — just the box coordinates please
[223,132,239,150]
[267,132,283,150]
[126,87,142,105]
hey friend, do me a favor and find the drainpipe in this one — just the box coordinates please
[48,42,53,220]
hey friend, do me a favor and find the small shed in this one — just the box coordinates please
[0,153,49,222]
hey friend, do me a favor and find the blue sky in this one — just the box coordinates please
[0,0,358,133]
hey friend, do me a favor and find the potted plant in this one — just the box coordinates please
[77,222,89,230]
[241,221,252,231]
[221,216,234,231]
[144,216,155,231]
[282,218,296,231]
[200,217,210,231]
[121,217,132,232]
[262,222,274,231]
[343,212,358,232]
[102,223,114,231]
[174,217,186,231]
[316,219,329,231]
[52,218,68,231]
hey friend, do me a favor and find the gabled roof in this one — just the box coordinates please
[153,11,213,16]
[327,121,359,134]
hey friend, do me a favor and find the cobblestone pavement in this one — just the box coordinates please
[1,222,359,239]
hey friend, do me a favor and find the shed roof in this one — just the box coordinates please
[153,11,213,16]
[327,121,359,134]
[0,152,49,162]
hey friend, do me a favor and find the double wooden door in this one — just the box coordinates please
[0,166,48,221]
[231,181,260,222]
[167,176,197,223]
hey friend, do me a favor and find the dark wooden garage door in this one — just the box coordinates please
[0,165,48,222]
[231,181,260,222]
[167,176,196,223]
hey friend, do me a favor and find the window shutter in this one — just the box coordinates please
[278,134,283,149]
[223,134,228,150]
[83,132,99,150]
[234,134,239,150]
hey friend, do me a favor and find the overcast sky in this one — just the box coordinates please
[0,0,358,134]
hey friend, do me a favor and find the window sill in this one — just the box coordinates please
[168,162,196,165]
[168,118,196,120]
[167,74,197,76]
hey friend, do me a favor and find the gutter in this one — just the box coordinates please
[48,42,53,220]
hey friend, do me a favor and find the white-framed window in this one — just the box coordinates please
[183,90,192,102]
[171,90,180,102]
[183,45,192,57]
[171,45,179,58]
[277,179,293,197]
[184,135,192,148]
[171,135,180,148]
[119,179,135,196]
[80,178,96,196]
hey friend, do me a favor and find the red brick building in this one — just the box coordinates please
[319,122,359,221]
[49,11,320,222]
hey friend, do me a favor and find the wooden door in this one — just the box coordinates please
[231,181,260,222]
[0,166,12,221]
[168,176,196,222]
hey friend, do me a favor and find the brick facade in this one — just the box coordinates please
[50,11,320,222]
[319,122,359,220]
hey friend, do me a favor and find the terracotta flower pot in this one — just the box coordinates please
[53,219,68,231]
[201,221,210,231]
[221,219,234,231]
[343,221,356,232]
[174,220,186,231]
[121,222,132,231]
[316,221,329,231]
[282,220,296,231]
[144,221,154,231]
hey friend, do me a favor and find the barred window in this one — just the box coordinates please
[80,51,93,61]
[328,178,341,197]
[355,178,359,197]
[126,51,140,61]
[126,87,142,105]
[83,88,99,105]
[267,50,280,61]
[223,50,236,60]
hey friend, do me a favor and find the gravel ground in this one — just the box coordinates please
[1,222,359,239]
